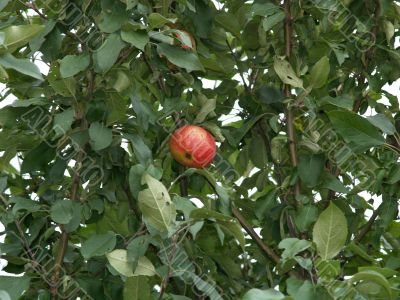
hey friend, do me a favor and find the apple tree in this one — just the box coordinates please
[0,0,399,299]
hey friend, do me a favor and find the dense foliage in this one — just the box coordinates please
[0,0,399,299]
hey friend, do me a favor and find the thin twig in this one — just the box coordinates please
[20,1,86,45]
[158,235,178,300]
[226,39,250,94]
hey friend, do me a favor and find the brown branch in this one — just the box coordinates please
[232,207,302,278]
[50,65,94,298]
[50,150,85,300]
[226,40,250,94]
[328,0,380,201]
[352,0,380,112]
[353,204,381,243]
[232,207,280,263]
[283,0,301,197]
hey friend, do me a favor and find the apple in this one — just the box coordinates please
[169,125,216,168]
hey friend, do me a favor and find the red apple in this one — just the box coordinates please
[169,125,216,168]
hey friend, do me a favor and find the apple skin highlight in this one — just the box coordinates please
[169,125,217,168]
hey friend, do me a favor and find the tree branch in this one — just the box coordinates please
[232,207,302,278]
[50,150,85,300]
[283,0,301,197]
[353,203,381,243]
[328,0,380,201]
[50,66,93,298]
[352,0,381,112]
[226,39,250,94]
[232,207,280,263]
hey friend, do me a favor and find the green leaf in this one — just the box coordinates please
[106,92,128,124]
[10,196,41,215]
[123,0,139,10]
[106,249,135,277]
[190,208,233,222]
[0,291,11,300]
[0,24,44,53]
[9,97,47,107]
[127,235,150,264]
[292,281,318,299]
[59,54,90,78]
[367,114,395,135]
[98,0,129,33]
[0,63,8,80]
[226,113,270,146]
[315,259,341,279]
[383,20,395,46]
[349,271,393,299]
[328,43,349,65]
[157,43,204,72]
[220,220,246,250]
[194,98,216,123]
[0,176,7,193]
[125,134,153,166]
[358,266,398,278]
[347,242,374,262]
[243,288,285,300]
[298,153,325,188]
[321,173,349,193]
[93,34,125,73]
[97,202,130,237]
[273,57,303,88]
[0,276,30,300]
[215,12,241,38]
[313,203,348,260]
[327,110,385,151]
[0,53,43,80]
[50,200,80,225]
[128,164,146,198]
[121,30,149,51]
[262,11,285,31]
[89,122,113,151]
[251,3,281,16]
[279,238,312,260]
[123,276,151,300]
[250,135,268,168]
[53,108,75,137]
[132,256,156,277]
[21,142,56,174]
[138,174,176,232]
[321,95,353,109]
[80,232,117,260]
[309,56,330,89]
[148,13,176,28]
[294,205,319,232]
[0,0,10,11]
